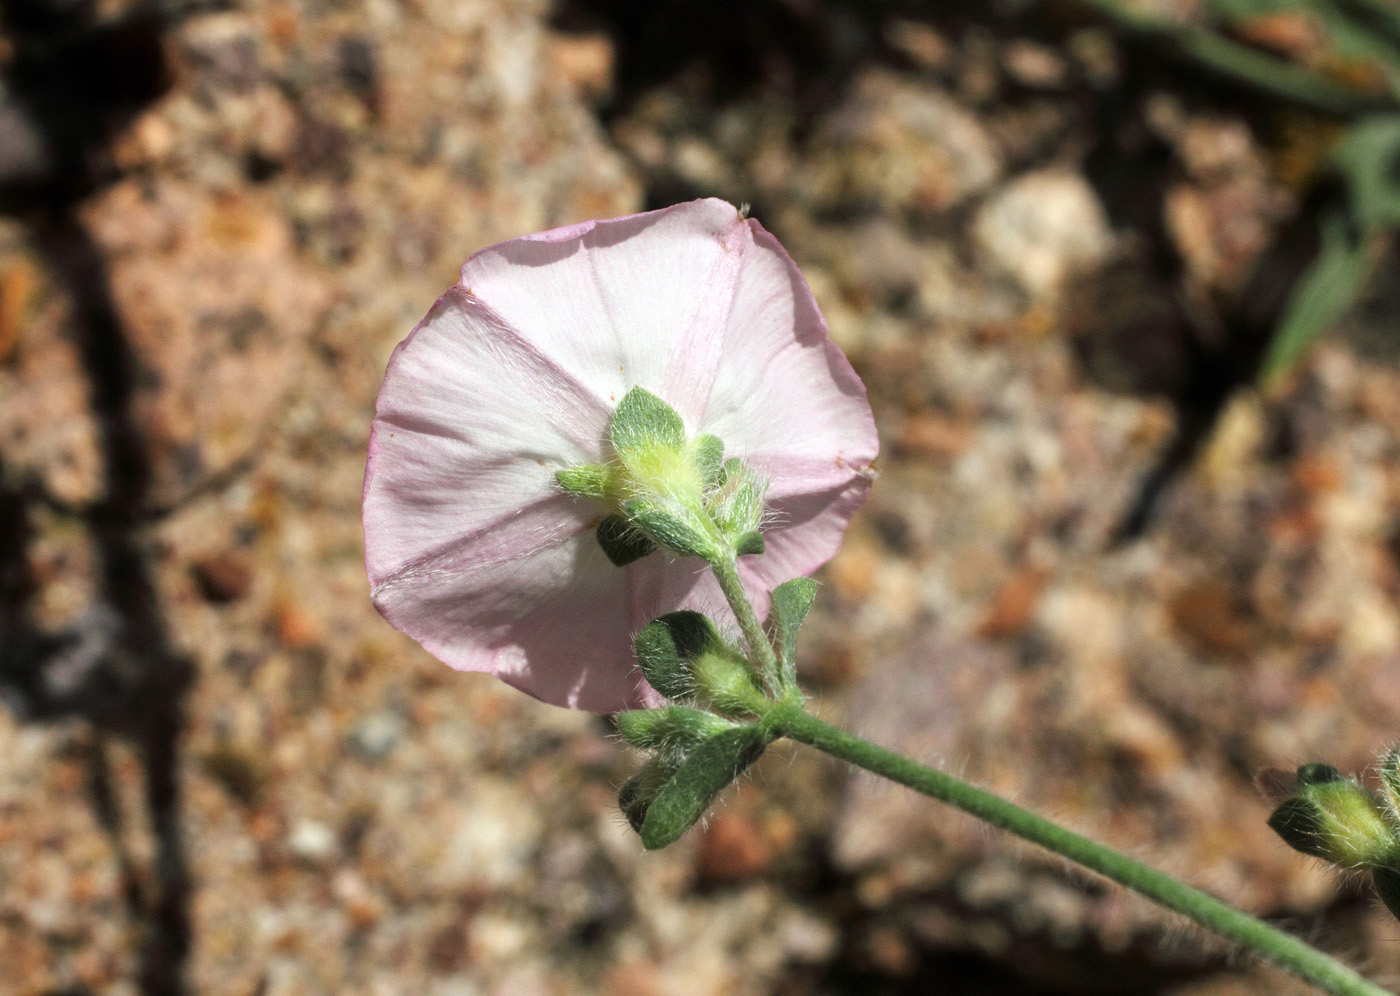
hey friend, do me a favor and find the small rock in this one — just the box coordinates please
[1002,40,1067,89]
[191,550,254,603]
[348,710,405,763]
[973,170,1113,299]
[546,33,613,101]
[287,819,338,863]
[809,69,1002,214]
[695,811,772,885]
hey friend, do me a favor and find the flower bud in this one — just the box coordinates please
[1267,764,1397,867]
[634,611,721,700]
[633,610,766,713]
[615,706,735,753]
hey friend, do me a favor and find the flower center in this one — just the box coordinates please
[557,388,767,567]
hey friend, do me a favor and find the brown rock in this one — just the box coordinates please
[191,550,254,603]
[976,568,1048,638]
[1168,578,1257,662]
[82,180,332,507]
[695,810,773,885]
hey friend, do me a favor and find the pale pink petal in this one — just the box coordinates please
[364,287,611,585]
[458,198,749,426]
[698,221,877,478]
[373,498,630,710]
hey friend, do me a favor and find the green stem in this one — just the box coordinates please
[709,555,781,689]
[772,705,1392,996]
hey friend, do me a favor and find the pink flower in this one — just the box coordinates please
[362,199,877,712]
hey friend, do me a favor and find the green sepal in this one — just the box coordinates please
[1373,866,1400,923]
[639,726,771,849]
[623,499,718,561]
[692,434,725,490]
[708,458,768,541]
[1269,797,1330,859]
[556,463,612,500]
[596,514,657,567]
[634,611,722,700]
[1297,763,1344,787]
[769,577,817,681]
[735,531,765,557]
[610,387,686,461]
[616,706,734,752]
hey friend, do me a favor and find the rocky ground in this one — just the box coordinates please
[1,1,1399,994]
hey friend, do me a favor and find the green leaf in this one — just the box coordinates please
[1297,763,1345,787]
[619,756,681,834]
[1262,208,1377,378]
[768,577,817,683]
[596,514,656,567]
[1085,0,1377,113]
[610,387,686,460]
[640,726,770,849]
[634,611,721,700]
[1377,747,1400,818]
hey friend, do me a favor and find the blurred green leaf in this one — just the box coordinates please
[1262,207,1378,377]
[1086,0,1386,111]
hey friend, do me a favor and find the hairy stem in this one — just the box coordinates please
[708,555,781,691]
[770,704,1391,996]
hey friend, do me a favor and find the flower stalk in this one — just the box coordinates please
[770,706,1391,996]
[610,446,1391,996]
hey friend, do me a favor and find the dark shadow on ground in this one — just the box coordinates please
[0,3,194,993]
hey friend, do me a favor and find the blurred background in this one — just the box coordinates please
[1,0,1399,993]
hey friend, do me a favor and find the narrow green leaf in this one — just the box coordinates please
[1084,0,1378,112]
[619,755,681,835]
[640,725,770,849]
[1262,208,1377,378]
[1297,763,1346,787]
[556,463,612,499]
[623,498,717,561]
[735,531,765,557]
[768,577,817,683]
[1268,797,1330,858]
